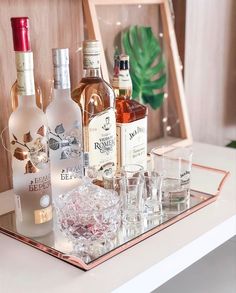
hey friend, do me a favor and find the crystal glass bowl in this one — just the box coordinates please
[55,181,121,257]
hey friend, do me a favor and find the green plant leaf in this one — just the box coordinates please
[226,141,236,148]
[122,25,166,109]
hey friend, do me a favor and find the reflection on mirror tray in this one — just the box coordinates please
[0,160,229,271]
[0,188,219,270]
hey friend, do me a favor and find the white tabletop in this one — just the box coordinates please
[0,142,236,293]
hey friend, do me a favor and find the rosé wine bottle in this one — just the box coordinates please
[8,51,53,238]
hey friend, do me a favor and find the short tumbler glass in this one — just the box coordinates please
[151,146,193,205]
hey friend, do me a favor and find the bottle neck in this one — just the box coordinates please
[53,88,71,100]
[83,68,101,78]
[113,69,132,99]
[18,94,36,107]
[114,88,132,100]
[83,53,101,78]
[15,52,35,98]
[53,64,70,90]
[16,69,35,97]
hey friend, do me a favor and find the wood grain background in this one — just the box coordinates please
[0,0,186,193]
[0,0,84,192]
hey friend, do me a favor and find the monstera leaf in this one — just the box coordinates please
[226,141,236,148]
[122,25,166,109]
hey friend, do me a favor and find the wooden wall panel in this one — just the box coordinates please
[185,0,236,146]
[0,0,186,193]
[0,0,84,192]
[172,0,186,73]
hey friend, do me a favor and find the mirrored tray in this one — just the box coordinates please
[0,163,229,271]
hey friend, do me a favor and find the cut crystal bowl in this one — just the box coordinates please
[55,180,121,256]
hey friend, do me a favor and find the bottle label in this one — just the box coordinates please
[53,65,70,89]
[116,117,147,170]
[17,70,35,96]
[87,108,116,177]
[83,54,100,69]
[118,70,132,90]
[15,52,35,96]
[34,205,52,224]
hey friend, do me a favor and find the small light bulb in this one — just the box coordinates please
[75,46,82,53]
[138,4,142,8]
[159,33,163,38]
[166,126,171,132]
[164,93,168,99]
[116,21,121,26]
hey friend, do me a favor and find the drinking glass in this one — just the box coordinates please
[121,164,144,178]
[103,172,122,191]
[120,176,144,224]
[143,171,163,217]
[151,146,193,205]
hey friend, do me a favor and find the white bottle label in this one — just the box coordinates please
[83,54,100,69]
[15,52,35,96]
[112,70,132,90]
[87,108,116,177]
[17,70,35,96]
[116,117,147,170]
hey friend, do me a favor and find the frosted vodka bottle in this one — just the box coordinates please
[46,48,83,201]
[8,52,53,237]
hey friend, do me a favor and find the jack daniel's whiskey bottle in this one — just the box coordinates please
[72,40,116,179]
[112,55,148,170]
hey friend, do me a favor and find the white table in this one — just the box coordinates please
[0,142,236,293]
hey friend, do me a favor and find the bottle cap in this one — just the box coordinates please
[119,54,129,61]
[52,48,69,66]
[52,48,70,89]
[11,17,31,52]
[83,40,100,55]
